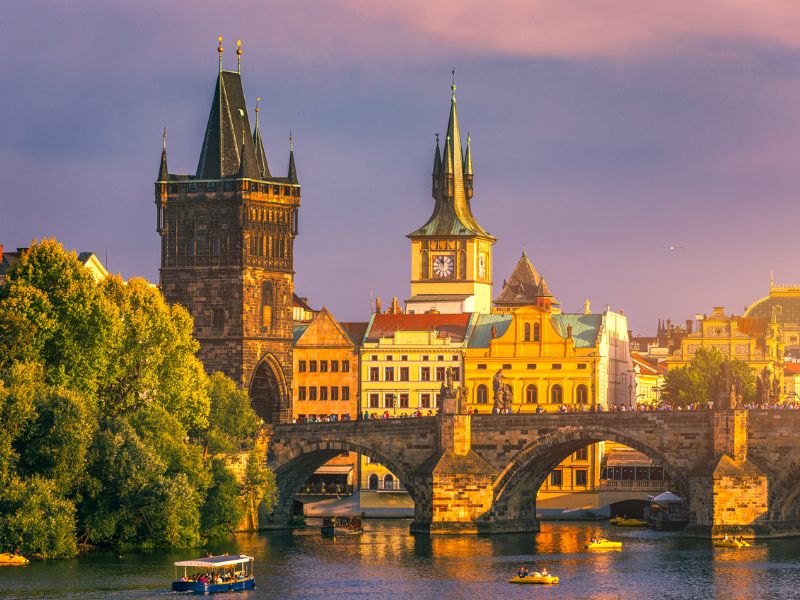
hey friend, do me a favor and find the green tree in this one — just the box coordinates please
[201,459,244,539]
[661,347,756,408]
[204,372,262,454]
[240,450,277,531]
[0,476,78,559]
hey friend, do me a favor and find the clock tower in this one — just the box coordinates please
[406,83,495,315]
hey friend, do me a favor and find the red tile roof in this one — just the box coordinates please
[365,313,472,343]
[341,322,369,345]
[631,352,662,376]
[785,362,800,375]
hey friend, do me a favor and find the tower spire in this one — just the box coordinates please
[253,96,271,178]
[464,132,473,199]
[431,132,441,197]
[287,130,298,184]
[236,39,242,73]
[158,127,169,181]
[217,36,223,72]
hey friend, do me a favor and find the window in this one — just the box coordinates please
[212,308,225,331]
[320,386,328,401]
[551,384,563,404]
[526,385,538,404]
[451,355,459,361]
[451,367,460,381]
[578,364,587,370]
[386,355,393,361]
[477,364,487,370]
[331,387,339,401]
[502,363,512,370]
[342,387,350,401]
[574,447,588,461]
[421,393,431,408]
[400,393,409,408]
[309,360,318,373]
[524,323,531,342]
[533,323,540,342]
[298,360,307,373]
[576,384,588,404]
[383,474,395,490]
[369,393,380,408]
[262,282,275,327]
[400,367,409,382]
[437,355,445,362]
[401,355,408,361]
[368,474,379,490]
[575,469,588,486]
[342,360,350,373]
[527,364,537,370]
[550,470,563,486]
[385,367,395,381]
[298,387,307,401]
[320,360,328,373]
[331,360,339,372]
[552,363,562,370]
[369,367,380,381]
[422,355,430,361]
[385,394,395,408]
[309,387,317,401]
[477,385,488,404]
[436,367,446,381]
[421,367,431,382]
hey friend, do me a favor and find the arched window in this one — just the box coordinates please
[383,474,394,490]
[533,323,541,342]
[576,384,588,404]
[524,323,531,342]
[551,384,563,404]
[421,250,429,279]
[477,384,488,404]
[526,384,538,404]
[368,474,379,490]
[262,281,275,327]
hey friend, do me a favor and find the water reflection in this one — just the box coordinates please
[3,521,800,599]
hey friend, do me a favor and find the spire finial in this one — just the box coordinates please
[255,96,261,128]
[451,68,456,101]
[770,270,775,289]
[217,36,224,71]
[162,127,167,151]
[435,132,439,146]
[236,39,242,73]
[289,129,293,151]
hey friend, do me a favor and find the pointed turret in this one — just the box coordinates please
[252,97,271,179]
[495,250,561,311]
[157,128,169,181]
[287,133,298,184]
[432,134,442,197]
[464,133,473,199]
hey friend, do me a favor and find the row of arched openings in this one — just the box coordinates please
[523,323,540,342]
[476,383,588,404]
[367,474,395,490]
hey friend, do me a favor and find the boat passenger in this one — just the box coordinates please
[517,566,529,578]
[541,568,549,577]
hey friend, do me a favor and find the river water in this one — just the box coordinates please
[3,520,800,599]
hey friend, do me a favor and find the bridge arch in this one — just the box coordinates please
[488,425,691,523]
[269,437,419,516]
[767,466,800,522]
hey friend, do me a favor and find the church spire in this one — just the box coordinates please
[157,128,169,181]
[252,97,271,178]
[431,133,441,197]
[464,132,473,199]
[287,131,298,184]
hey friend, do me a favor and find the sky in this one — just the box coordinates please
[3,1,800,334]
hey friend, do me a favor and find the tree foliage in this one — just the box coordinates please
[661,347,756,408]
[0,240,274,558]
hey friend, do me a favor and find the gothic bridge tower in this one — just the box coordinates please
[155,39,300,423]
[406,81,496,315]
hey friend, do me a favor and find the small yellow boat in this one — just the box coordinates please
[609,517,622,525]
[713,539,750,548]
[615,518,648,527]
[586,539,622,550]
[509,574,559,585]
[0,553,29,565]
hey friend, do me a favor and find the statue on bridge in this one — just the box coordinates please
[440,366,468,414]
[492,369,513,413]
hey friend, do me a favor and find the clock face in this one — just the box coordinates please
[478,254,486,279]
[432,254,455,278]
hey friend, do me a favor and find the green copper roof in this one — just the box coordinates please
[292,324,309,344]
[408,87,492,240]
[551,314,604,348]
[467,314,513,348]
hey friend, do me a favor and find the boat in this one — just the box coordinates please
[645,491,689,531]
[713,539,750,548]
[586,539,622,550]
[609,517,623,525]
[321,516,363,537]
[509,574,559,585]
[614,518,648,527]
[0,553,29,565]
[171,555,255,594]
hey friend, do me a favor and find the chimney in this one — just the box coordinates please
[685,319,693,334]
[390,296,402,315]
[0,243,4,256]
[375,296,382,314]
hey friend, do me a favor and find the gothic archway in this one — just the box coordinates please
[249,354,288,424]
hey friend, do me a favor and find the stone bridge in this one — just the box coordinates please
[267,408,800,538]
